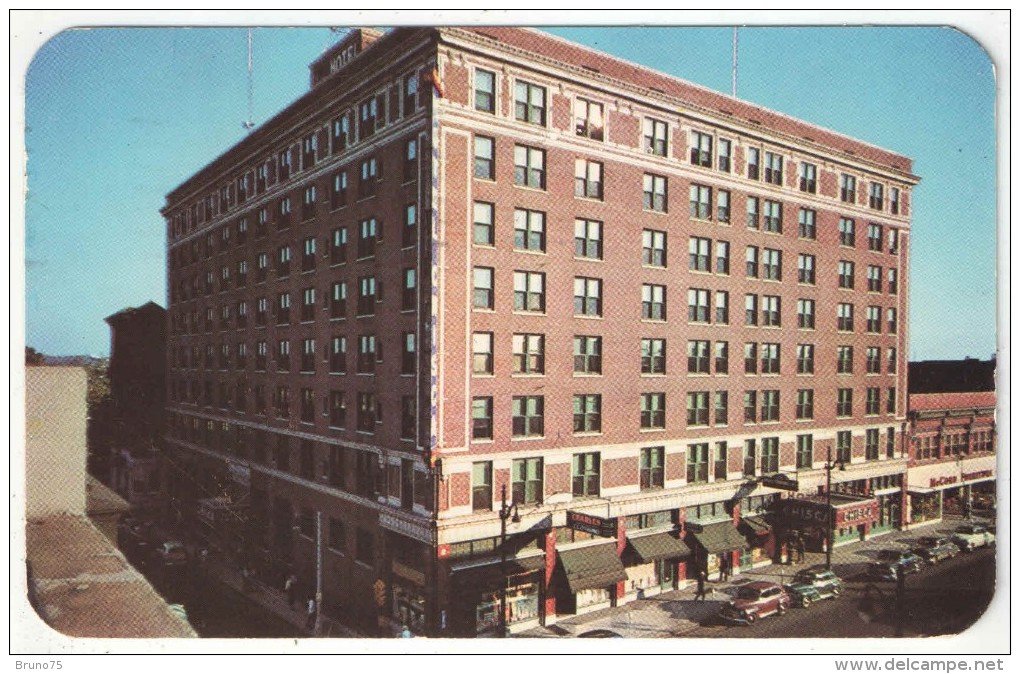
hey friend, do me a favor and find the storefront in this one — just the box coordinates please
[906,453,996,525]
[390,560,427,635]
[451,554,545,636]
[781,495,879,551]
[686,520,746,580]
[623,532,689,598]
[738,515,773,568]
[556,543,627,615]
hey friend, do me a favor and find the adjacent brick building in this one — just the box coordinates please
[161,27,918,636]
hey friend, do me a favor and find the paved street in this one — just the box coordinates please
[520,518,996,639]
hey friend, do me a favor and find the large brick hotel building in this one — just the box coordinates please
[161,27,918,636]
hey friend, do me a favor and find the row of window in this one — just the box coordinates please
[472,69,908,215]
[469,425,898,509]
[912,430,995,461]
[469,387,897,442]
[470,334,898,378]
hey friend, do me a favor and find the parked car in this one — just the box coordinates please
[153,540,189,567]
[951,524,995,551]
[912,536,959,563]
[784,567,844,606]
[719,581,790,625]
[869,549,923,581]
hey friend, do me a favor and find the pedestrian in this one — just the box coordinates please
[721,555,730,581]
[285,573,297,607]
[695,570,707,601]
[797,535,806,563]
[400,624,412,638]
[306,596,317,631]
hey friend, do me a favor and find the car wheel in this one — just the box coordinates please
[746,613,756,625]
[778,604,787,616]
[803,596,813,607]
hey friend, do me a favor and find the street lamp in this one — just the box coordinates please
[825,445,846,570]
[497,484,520,638]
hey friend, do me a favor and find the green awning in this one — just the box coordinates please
[452,554,546,587]
[558,544,627,593]
[689,521,746,554]
[627,533,691,562]
[739,515,772,536]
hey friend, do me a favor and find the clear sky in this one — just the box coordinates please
[18,13,1002,361]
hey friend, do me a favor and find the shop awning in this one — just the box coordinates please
[452,555,546,587]
[689,521,746,554]
[907,485,938,495]
[627,533,691,562]
[558,544,628,593]
[739,515,772,536]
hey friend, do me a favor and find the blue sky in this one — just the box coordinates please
[19,16,1001,360]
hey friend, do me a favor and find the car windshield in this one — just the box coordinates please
[736,587,763,600]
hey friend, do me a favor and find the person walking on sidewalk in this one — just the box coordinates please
[285,573,297,608]
[720,555,730,581]
[306,596,317,631]
[797,535,806,564]
[695,570,707,601]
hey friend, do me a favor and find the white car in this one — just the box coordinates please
[951,524,994,551]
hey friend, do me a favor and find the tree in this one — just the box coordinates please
[25,347,45,365]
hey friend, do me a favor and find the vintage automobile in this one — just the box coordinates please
[912,536,960,563]
[784,567,844,606]
[719,581,791,625]
[951,524,995,551]
[868,548,923,581]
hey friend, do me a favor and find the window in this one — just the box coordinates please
[761,437,779,474]
[865,428,880,460]
[574,98,604,140]
[718,139,732,172]
[866,387,881,416]
[689,184,711,219]
[643,118,668,156]
[762,248,782,281]
[744,342,757,374]
[471,397,493,440]
[747,147,760,180]
[403,138,418,182]
[512,396,544,437]
[514,145,546,189]
[474,69,495,113]
[688,288,709,322]
[714,341,729,373]
[357,335,378,374]
[330,226,347,264]
[742,439,757,476]
[639,447,664,490]
[473,267,494,309]
[689,237,711,271]
[330,281,347,318]
[256,251,269,281]
[888,228,900,254]
[514,80,546,125]
[887,387,897,415]
[794,299,815,333]
[689,130,712,167]
[642,338,666,374]
[275,385,291,419]
[474,136,495,180]
[837,388,853,417]
[471,201,495,246]
[277,245,291,277]
[687,340,710,374]
[301,184,317,221]
[715,240,730,275]
[717,189,731,223]
[797,208,817,240]
[572,452,601,497]
[255,339,268,371]
[571,218,603,260]
[331,113,351,154]
[746,196,759,229]
[838,260,855,289]
[867,265,882,292]
[797,344,814,374]
[837,345,854,374]
[643,173,668,212]
[642,284,666,320]
[745,294,758,327]
[743,391,757,424]
[868,223,883,252]
[575,159,604,199]
[796,390,814,421]
[866,346,881,374]
[472,462,493,511]
[762,200,782,233]
[840,174,857,203]
[358,157,380,198]
[869,182,884,210]
[793,434,814,469]
[839,218,856,247]
[300,338,315,372]
[329,336,346,373]
[574,336,602,374]
[573,277,602,317]
[513,208,546,252]
[357,392,379,432]
[471,332,493,375]
[640,393,666,429]
[746,246,759,278]
[888,268,898,295]
[402,268,416,311]
[866,306,882,333]
[714,392,729,426]
[837,303,854,332]
[357,218,379,258]
[887,348,898,374]
[836,430,852,463]
[761,390,780,422]
[402,204,417,247]
[764,151,783,185]
[299,237,317,273]
[276,292,291,324]
[715,290,730,324]
[642,229,666,266]
[512,458,543,504]
[573,394,602,433]
[761,295,781,327]
[329,391,346,428]
[761,343,781,374]
[512,333,545,374]
[799,162,817,193]
[686,443,709,484]
[358,97,379,139]
[277,148,293,182]
[358,276,379,315]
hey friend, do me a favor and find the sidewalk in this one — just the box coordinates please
[519,518,964,639]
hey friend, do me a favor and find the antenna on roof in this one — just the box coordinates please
[242,28,255,131]
[732,27,738,98]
